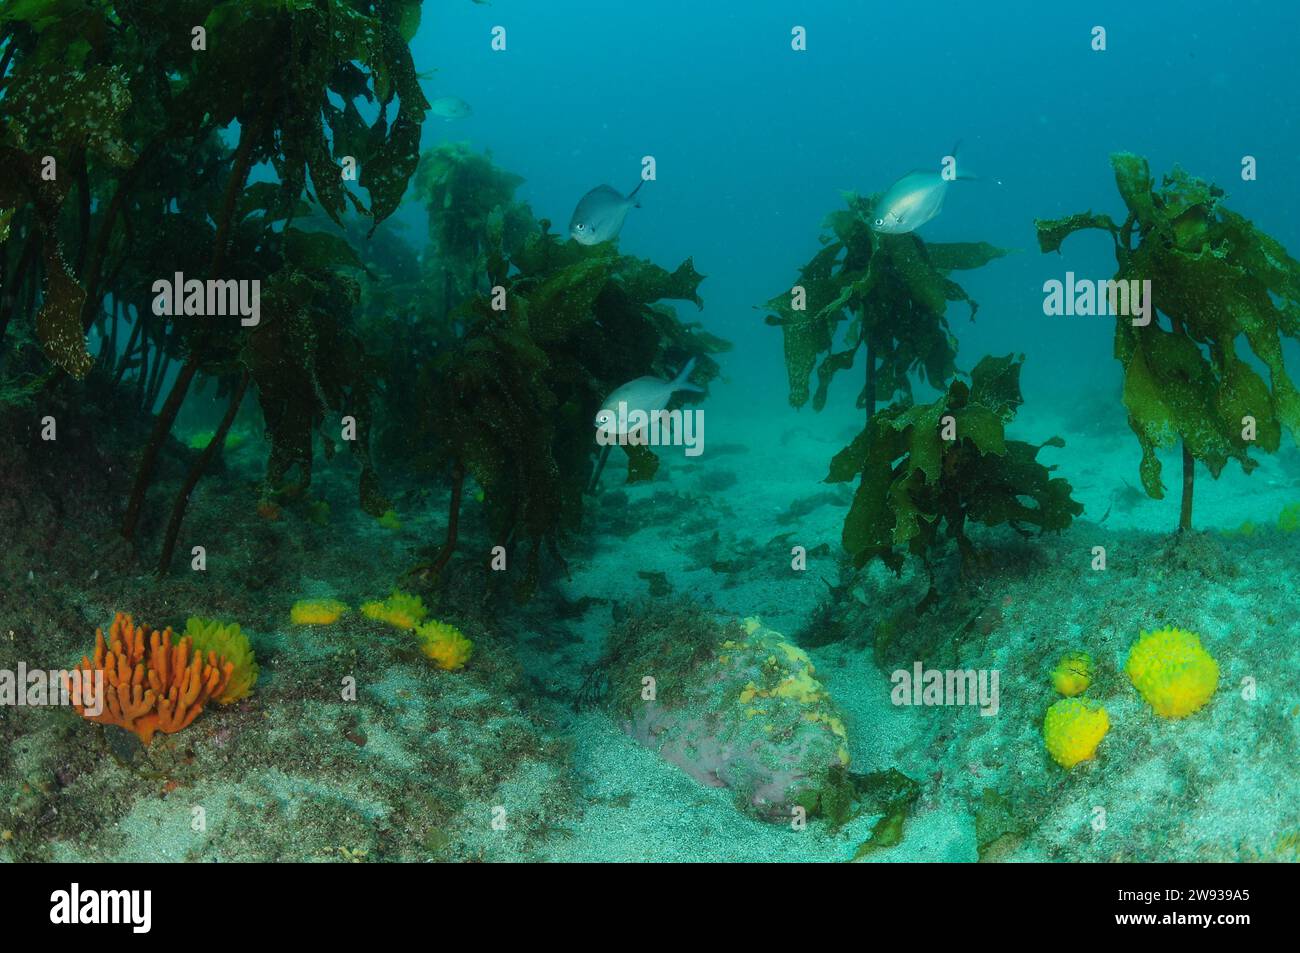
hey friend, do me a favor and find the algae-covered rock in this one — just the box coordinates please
[599,607,851,821]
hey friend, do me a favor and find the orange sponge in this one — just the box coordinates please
[67,613,233,745]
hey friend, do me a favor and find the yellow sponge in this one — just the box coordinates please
[1043,698,1109,769]
[361,589,427,631]
[1051,651,1093,696]
[290,598,348,625]
[414,620,473,672]
[184,616,258,704]
[1125,627,1218,718]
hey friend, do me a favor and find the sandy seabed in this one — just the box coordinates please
[2,382,1297,863]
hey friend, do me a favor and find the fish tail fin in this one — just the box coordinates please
[672,357,704,393]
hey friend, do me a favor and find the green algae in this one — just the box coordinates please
[1037,153,1300,530]
[827,355,1083,582]
[765,191,1007,413]
[415,184,728,597]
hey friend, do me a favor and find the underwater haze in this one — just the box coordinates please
[415,0,1300,409]
[2,0,1300,866]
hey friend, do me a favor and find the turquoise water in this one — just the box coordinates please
[412,0,1300,410]
[1,0,1298,864]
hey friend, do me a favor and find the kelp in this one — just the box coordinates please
[2,5,729,598]
[246,237,387,517]
[335,214,453,464]
[150,216,387,571]
[419,204,729,599]
[414,142,534,307]
[827,355,1082,586]
[766,191,1033,604]
[0,318,54,407]
[184,0,429,230]
[0,1,432,569]
[765,192,1008,412]
[1036,153,1300,529]
[0,145,95,379]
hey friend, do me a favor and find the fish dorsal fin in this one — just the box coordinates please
[945,142,979,181]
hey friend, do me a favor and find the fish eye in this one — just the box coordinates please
[874,218,884,227]
[576,223,585,231]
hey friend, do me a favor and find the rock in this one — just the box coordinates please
[603,608,851,821]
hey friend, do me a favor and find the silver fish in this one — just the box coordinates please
[870,146,970,234]
[569,180,645,245]
[595,359,702,436]
[430,96,471,120]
